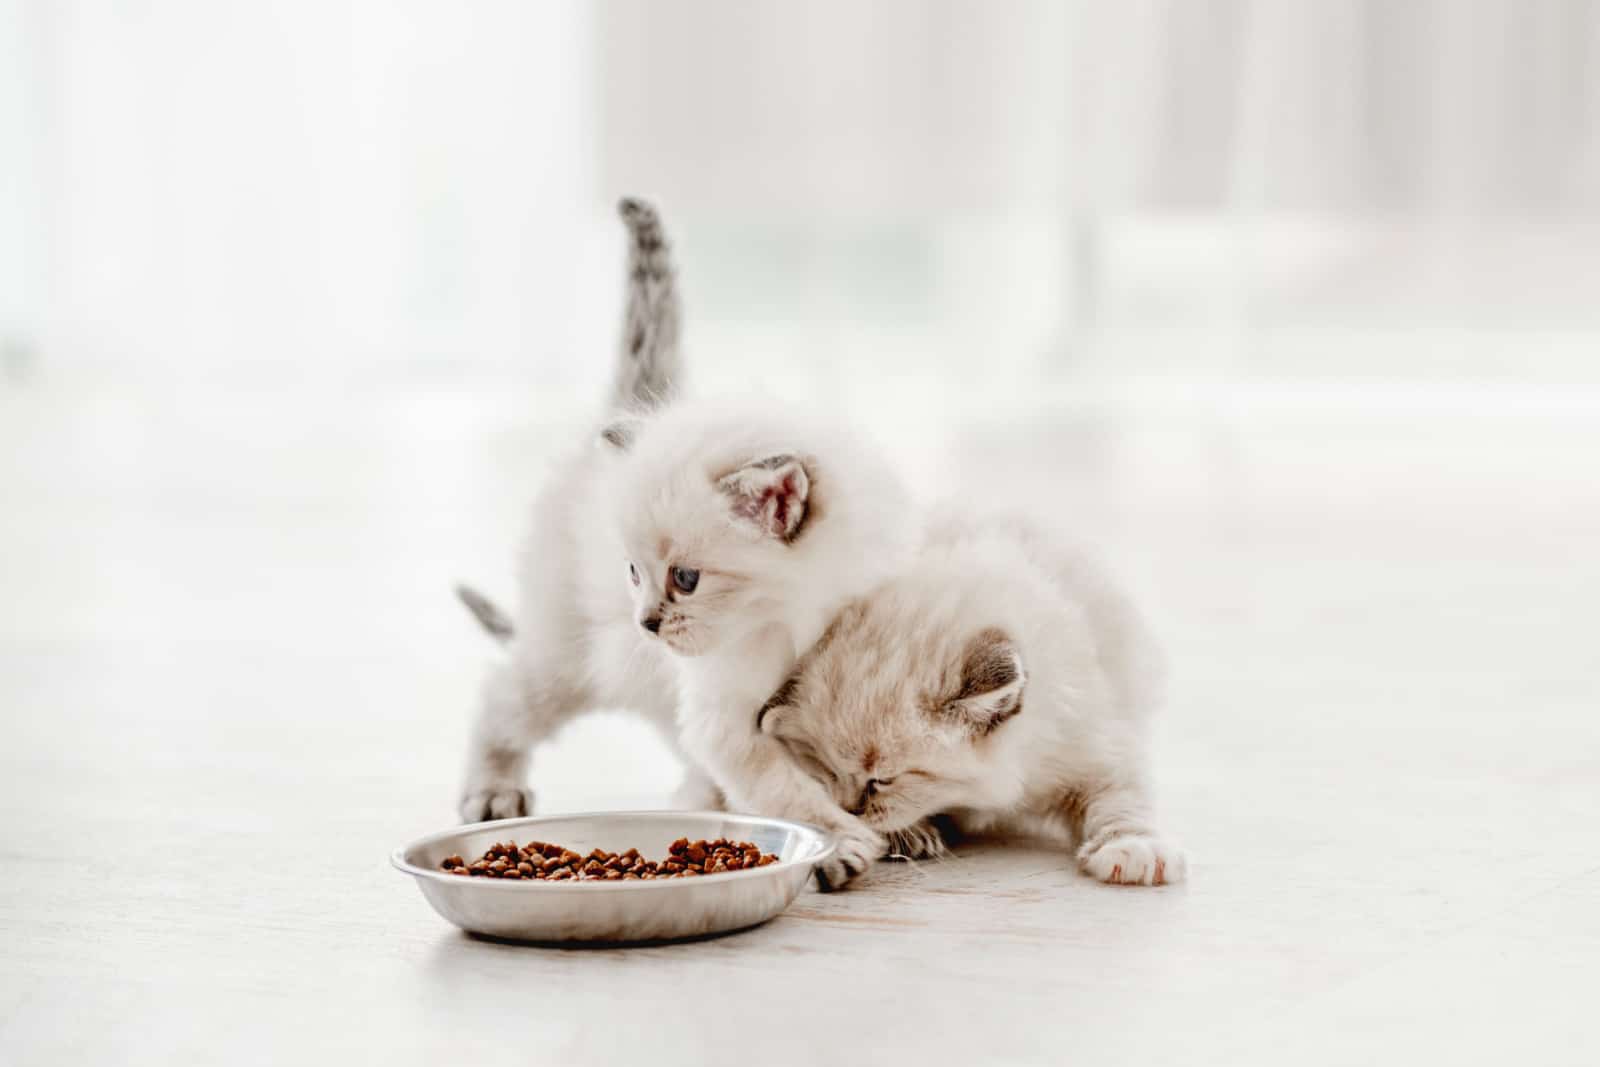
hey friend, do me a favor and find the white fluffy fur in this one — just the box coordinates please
[460,397,917,888]
[760,511,1188,886]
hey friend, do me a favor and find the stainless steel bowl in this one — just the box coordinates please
[392,810,834,944]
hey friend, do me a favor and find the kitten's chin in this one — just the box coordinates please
[660,630,715,657]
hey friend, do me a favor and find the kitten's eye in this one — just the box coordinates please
[669,565,700,594]
[627,562,640,587]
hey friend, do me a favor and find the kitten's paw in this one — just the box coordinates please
[885,819,950,861]
[458,786,535,824]
[1078,834,1188,886]
[814,824,884,892]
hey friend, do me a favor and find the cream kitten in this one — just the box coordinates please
[758,513,1188,886]
[459,199,914,887]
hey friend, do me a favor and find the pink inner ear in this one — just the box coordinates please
[721,457,809,539]
[769,472,798,529]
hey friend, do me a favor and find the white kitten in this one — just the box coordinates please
[613,404,916,887]
[457,198,688,825]
[459,200,916,887]
[758,512,1188,886]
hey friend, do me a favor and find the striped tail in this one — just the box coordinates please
[612,197,682,412]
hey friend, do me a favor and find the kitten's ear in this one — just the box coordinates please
[718,454,810,541]
[600,417,640,451]
[756,672,801,736]
[939,628,1026,735]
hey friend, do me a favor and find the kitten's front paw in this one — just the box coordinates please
[885,819,950,861]
[458,786,535,824]
[1078,833,1188,886]
[814,824,885,892]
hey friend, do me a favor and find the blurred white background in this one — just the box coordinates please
[4,5,1599,1065]
[6,0,1599,388]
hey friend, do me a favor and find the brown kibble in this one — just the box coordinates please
[439,836,780,882]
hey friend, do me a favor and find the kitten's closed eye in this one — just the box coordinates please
[849,777,895,815]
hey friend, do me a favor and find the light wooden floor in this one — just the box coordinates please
[2,380,1597,1066]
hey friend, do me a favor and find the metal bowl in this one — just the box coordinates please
[392,810,834,944]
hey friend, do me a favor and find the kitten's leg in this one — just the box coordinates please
[669,769,725,811]
[1065,784,1188,886]
[682,706,883,890]
[639,698,725,811]
[457,658,581,823]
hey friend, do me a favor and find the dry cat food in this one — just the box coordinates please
[439,837,781,881]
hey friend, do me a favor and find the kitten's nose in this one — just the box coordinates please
[641,615,662,634]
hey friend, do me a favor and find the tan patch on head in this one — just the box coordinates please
[862,746,879,774]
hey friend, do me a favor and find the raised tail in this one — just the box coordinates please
[612,197,682,411]
[455,584,513,644]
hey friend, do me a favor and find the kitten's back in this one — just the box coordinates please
[920,510,1167,719]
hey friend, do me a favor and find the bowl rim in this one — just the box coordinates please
[390,809,836,892]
